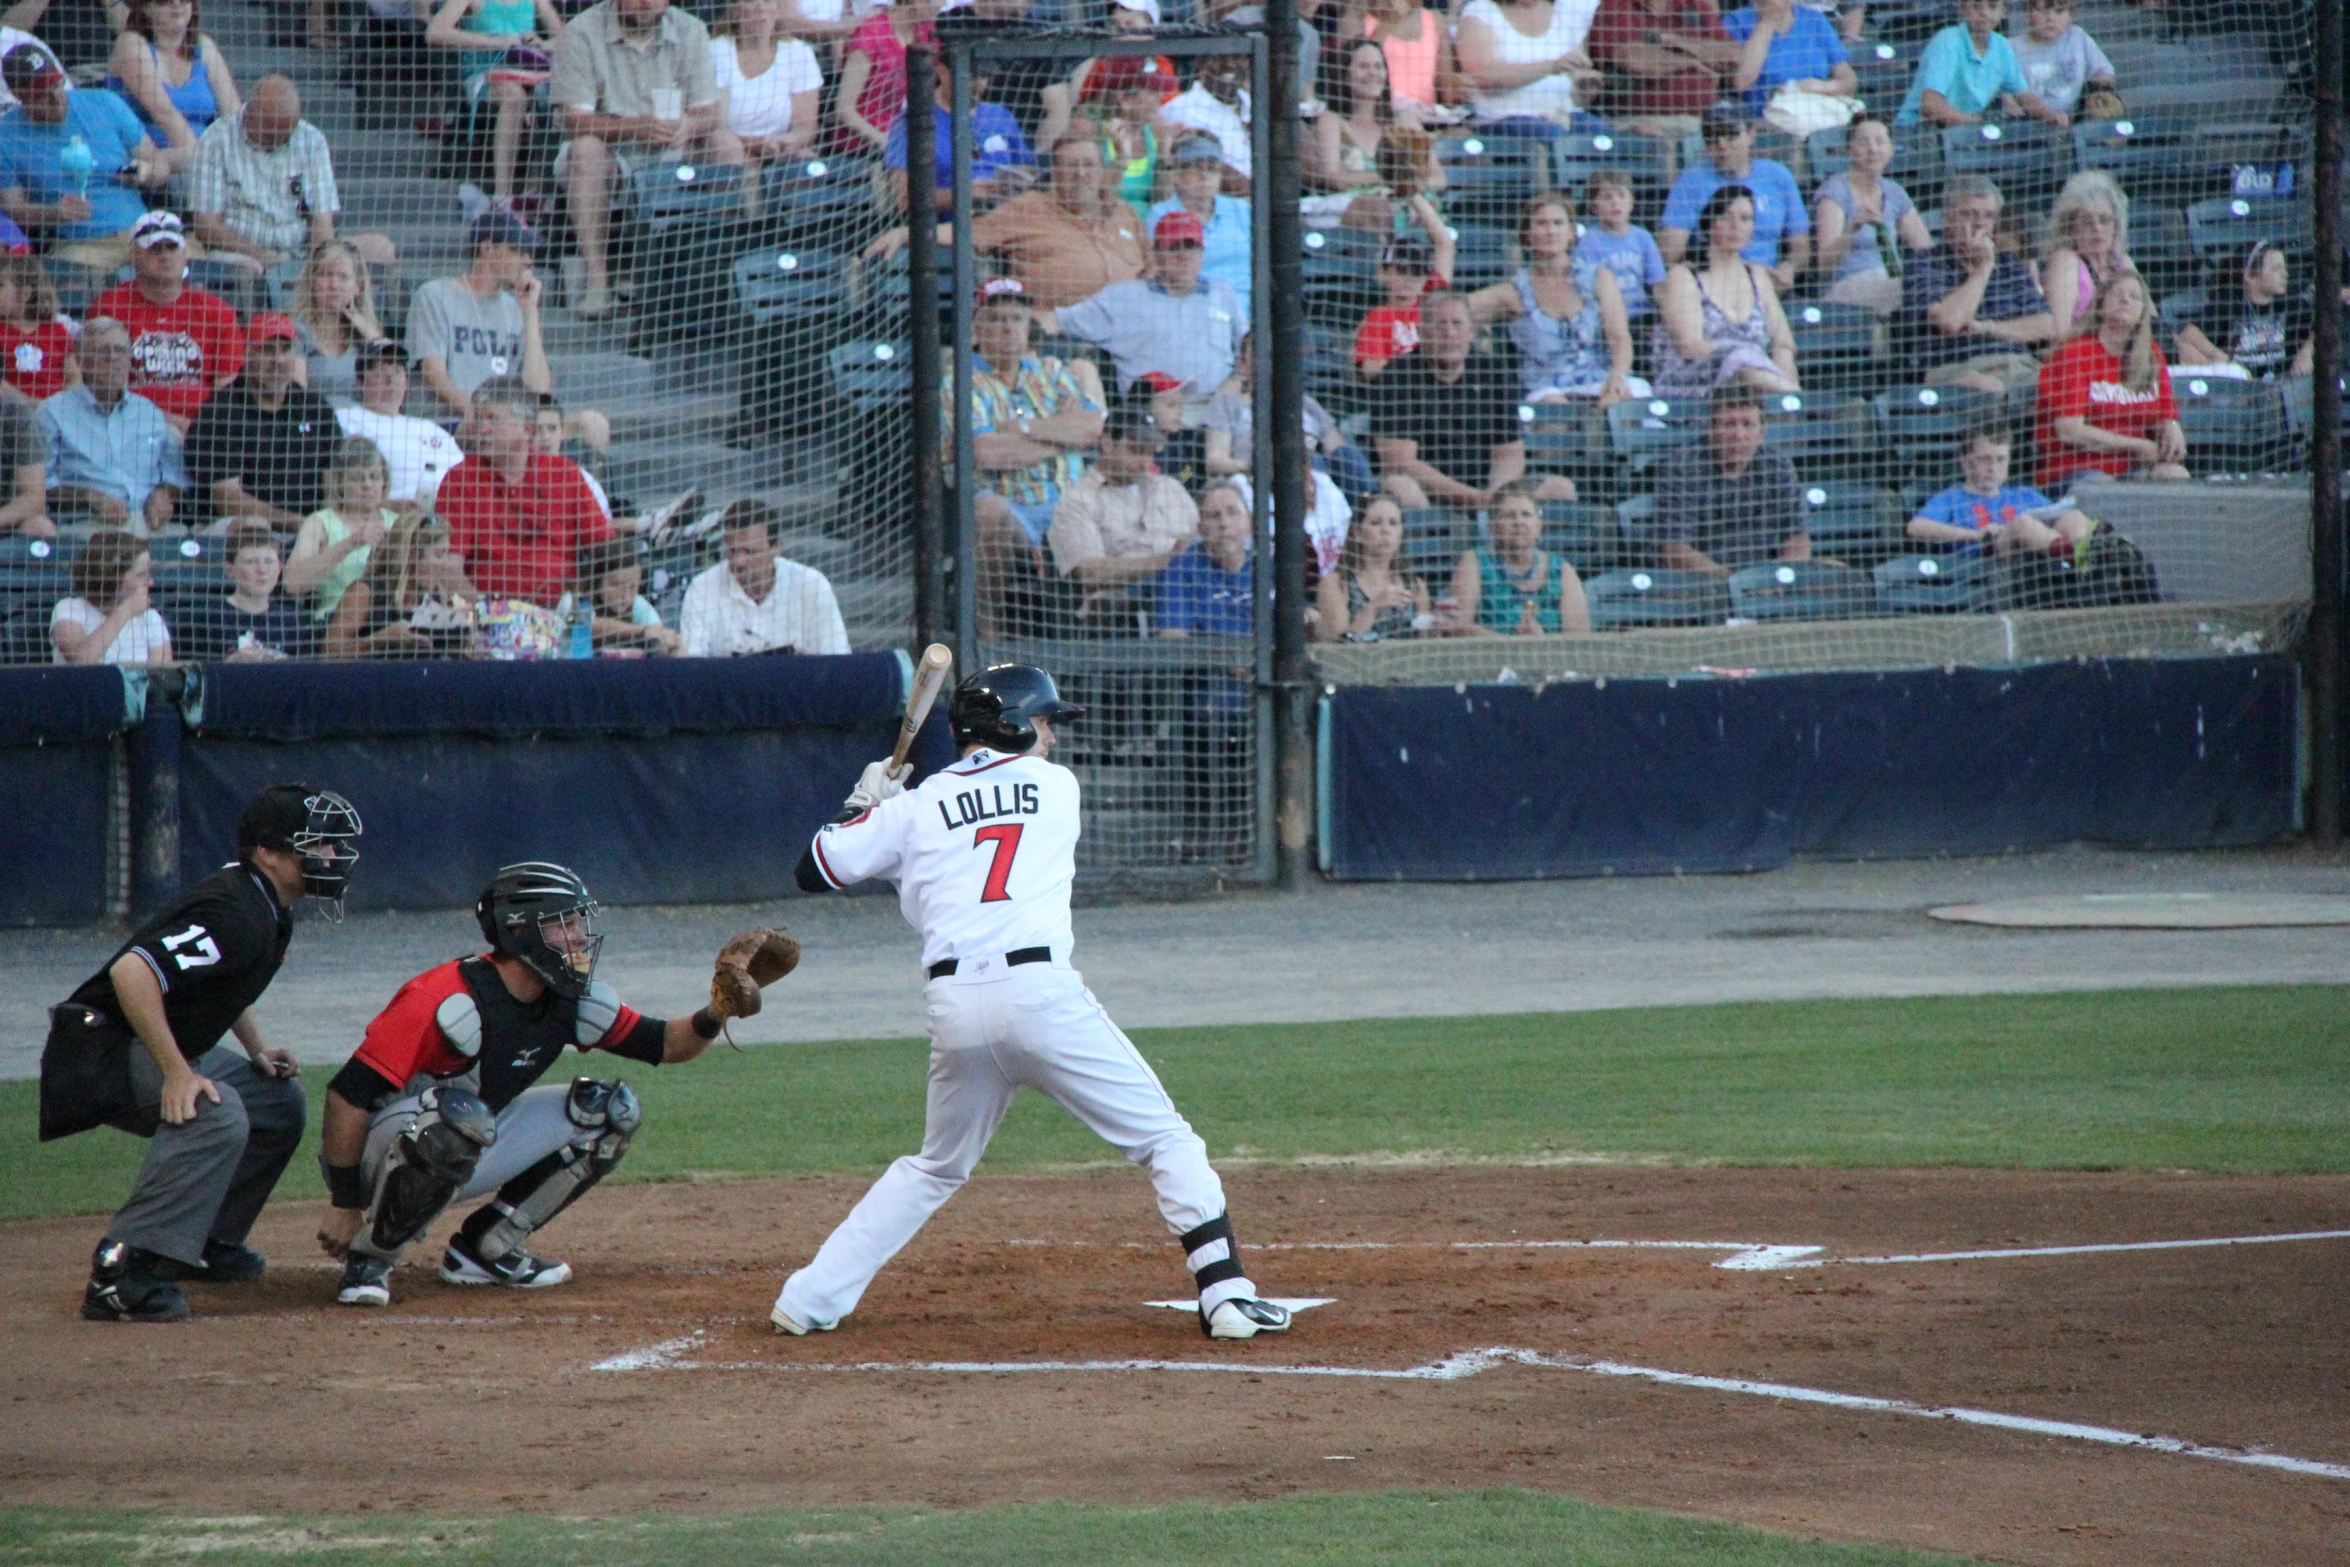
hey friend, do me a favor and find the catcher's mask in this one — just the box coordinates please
[949,664,1086,753]
[237,783,364,919]
[475,862,603,1000]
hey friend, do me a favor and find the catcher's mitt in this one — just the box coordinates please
[708,926,801,1045]
[2081,88,2125,122]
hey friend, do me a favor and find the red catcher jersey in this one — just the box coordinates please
[352,957,644,1107]
[92,284,246,424]
[808,749,1079,969]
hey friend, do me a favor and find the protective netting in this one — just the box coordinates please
[0,0,2328,879]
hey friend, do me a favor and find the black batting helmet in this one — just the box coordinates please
[474,861,602,1000]
[949,664,1085,753]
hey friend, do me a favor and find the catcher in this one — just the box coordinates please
[315,861,798,1306]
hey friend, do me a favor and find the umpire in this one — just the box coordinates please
[39,783,363,1323]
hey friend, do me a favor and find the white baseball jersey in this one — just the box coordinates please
[805,748,1078,969]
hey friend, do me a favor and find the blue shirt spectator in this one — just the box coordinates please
[1722,4,1852,115]
[1897,10,2029,126]
[1662,152,1804,270]
[884,99,1031,197]
[0,75,155,245]
[1913,480,2054,542]
[39,318,187,528]
[1575,224,1667,319]
[1146,193,1251,320]
[1153,539,1254,637]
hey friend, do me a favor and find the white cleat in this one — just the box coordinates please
[439,1236,572,1288]
[1202,1297,1292,1340]
[770,1301,833,1335]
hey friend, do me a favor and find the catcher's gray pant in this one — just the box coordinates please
[349,1082,603,1262]
[775,962,1250,1329]
[109,1044,306,1267]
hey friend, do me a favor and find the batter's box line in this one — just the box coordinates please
[588,1334,2350,1484]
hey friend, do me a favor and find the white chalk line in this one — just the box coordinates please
[1789,1228,2350,1268]
[586,1334,2350,1483]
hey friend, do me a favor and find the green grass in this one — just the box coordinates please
[8,985,2345,1224]
[0,1493,1989,1566]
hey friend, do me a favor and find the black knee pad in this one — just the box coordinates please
[367,1088,496,1254]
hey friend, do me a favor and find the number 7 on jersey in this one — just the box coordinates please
[973,823,1023,902]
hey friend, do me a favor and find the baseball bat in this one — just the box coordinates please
[889,643,954,775]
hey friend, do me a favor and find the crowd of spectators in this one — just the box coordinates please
[0,0,2317,667]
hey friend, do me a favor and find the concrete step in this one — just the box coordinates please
[551,351,656,405]
[604,438,783,500]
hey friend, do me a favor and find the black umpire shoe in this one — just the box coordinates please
[189,1239,265,1283]
[81,1240,190,1323]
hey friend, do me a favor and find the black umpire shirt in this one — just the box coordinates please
[44,863,293,1139]
[185,377,344,518]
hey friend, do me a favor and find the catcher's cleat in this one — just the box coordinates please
[440,1233,572,1289]
[190,1239,265,1282]
[337,1254,393,1307]
[769,1300,833,1336]
[1201,1297,1291,1340]
[81,1241,190,1322]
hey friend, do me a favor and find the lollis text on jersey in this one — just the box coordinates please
[938,781,1042,832]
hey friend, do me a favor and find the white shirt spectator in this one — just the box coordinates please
[337,405,463,507]
[1459,0,1599,123]
[51,597,170,664]
[680,554,849,656]
[1159,82,1252,181]
[712,35,822,138]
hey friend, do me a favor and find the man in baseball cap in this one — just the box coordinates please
[185,309,345,527]
[0,44,167,266]
[1658,97,1808,287]
[92,208,246,426]
[1146,130,1251,315]
[1034,203,1246,397]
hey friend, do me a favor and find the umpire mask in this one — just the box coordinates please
[476,861,604,1000]
[238,784,364,919]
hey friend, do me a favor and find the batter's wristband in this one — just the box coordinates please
[690,1007,722,1041]
[324,1161,366,1210]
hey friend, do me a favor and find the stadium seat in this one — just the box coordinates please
[828,339,912,418]
[1798,482,1907,561]
[2281,374,2348,458]
[2188,119,2313,206]
[2185,196,2310,274]
[1448,224,1513,290]
[1583,567,1730,628]
[1872,384,2004,487]
[1537,499,1621,575]
[1399,506,1466,578]
[1874,551,1999,613]
[734,247,847,323]
[0,602,53,664]
[1550,131,1672,211]
[1760,391,1870,479]
[1727,560,1878,622]
[2073,115,2198,198]
[628,160,748,237]
[1606,395,1706,475]
[2171,372,2292,474]
[760,154,879,241]
[1301,322,1362,414]
[1784,301,1881,393]
[1849,37,1919,111]
[1518,400,1609,485]
[1300,227,1384,325]
[1939,121,2069,209]
[860,247,959,334]
[1433,133,1544,225]
[146,534,221,598]
[0,534,68,633]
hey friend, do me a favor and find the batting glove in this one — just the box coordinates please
[844,759,908,814]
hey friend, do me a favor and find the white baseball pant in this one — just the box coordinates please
[776,962,1252,1329]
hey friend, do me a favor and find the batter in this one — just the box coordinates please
[772,664,1291,1340]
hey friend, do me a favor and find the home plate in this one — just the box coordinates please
[1146,1298,1336,1314]
[1928,893,2350,929]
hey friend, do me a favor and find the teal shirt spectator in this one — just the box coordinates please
[1721,7,1850,115]
[1896,23,2027,126]
[1146,193,1253,318]
[1473,547,1571,633]
[0,88,151,242]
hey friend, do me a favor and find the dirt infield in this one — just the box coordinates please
[4,1167,2345,1567]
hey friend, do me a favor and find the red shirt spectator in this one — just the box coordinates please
[92,214,244,426]
[0,316,73,399]
[437,382,612,604]
[1354,230,1452,375]
[1587,0,1734,121]
[836,9,935,154]
[2033,331,2180,489]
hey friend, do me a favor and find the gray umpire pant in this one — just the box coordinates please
[109,1044,307,1267]
[347,1082,602,1263]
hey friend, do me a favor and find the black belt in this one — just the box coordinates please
[928,946,1051,980]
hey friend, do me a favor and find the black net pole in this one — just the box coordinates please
[950,42,980,678]
[1265,0,1311,890]
[906,47,944,652]
[2312,0,2345,845]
